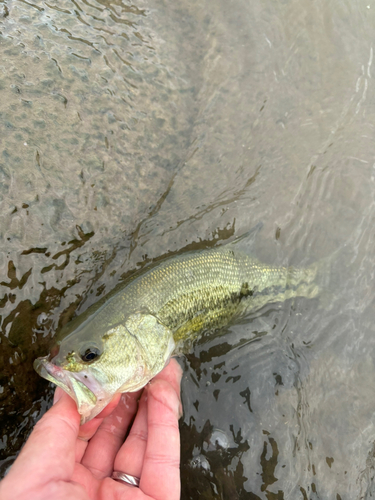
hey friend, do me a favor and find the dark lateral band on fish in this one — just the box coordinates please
[34,236,324,423]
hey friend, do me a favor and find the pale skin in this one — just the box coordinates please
[0,359,182,500]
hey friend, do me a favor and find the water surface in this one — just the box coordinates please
[1,0,375,498]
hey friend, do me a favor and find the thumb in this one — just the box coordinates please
[2,389,80,493]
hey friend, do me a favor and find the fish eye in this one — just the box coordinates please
[80,346,101,362]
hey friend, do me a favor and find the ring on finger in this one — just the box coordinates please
[111,470,140,487]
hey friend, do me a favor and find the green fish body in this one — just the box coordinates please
[34,242,321,422]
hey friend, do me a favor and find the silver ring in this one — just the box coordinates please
[111,470,140,487]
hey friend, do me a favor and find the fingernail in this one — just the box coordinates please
[176,362,183,383]
[178,402,183,419]
[53,387,63,405]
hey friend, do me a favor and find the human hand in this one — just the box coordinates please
[0,359,182,500]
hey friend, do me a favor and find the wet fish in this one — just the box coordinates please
[34,240,322,423]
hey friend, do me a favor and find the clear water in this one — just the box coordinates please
[1,0,375,498]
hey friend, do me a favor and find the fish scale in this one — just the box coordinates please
[54,245,320,351]
[113,247,319,345]
[34,242,322,423]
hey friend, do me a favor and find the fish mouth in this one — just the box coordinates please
[34,356,112,424]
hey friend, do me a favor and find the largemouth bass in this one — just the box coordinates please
[34,240,322,423]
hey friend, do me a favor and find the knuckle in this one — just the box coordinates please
[128,428,148,442]
[147,381,180,418]
[99,422,125,441]
[144,452,180,468]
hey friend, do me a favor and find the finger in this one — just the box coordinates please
[153,359,183,416]
[80,391,140,478]
[113,359,182,480]
[1,390,80,495]
[79,392,123,440]
[75,393,123,462]
[154,359,183,399]
[55,388,123,463]
[141,377,181,500]
[113,387,149,479]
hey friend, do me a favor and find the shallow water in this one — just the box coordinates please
[1,0,375,497]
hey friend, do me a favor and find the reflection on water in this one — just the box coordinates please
[1,0,375,498]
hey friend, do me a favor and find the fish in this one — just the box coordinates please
[34,238,323,423]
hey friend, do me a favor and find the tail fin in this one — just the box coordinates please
[283,251,336,307]
[305,251,338,310]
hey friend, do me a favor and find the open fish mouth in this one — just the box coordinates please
[33,356,112,423]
